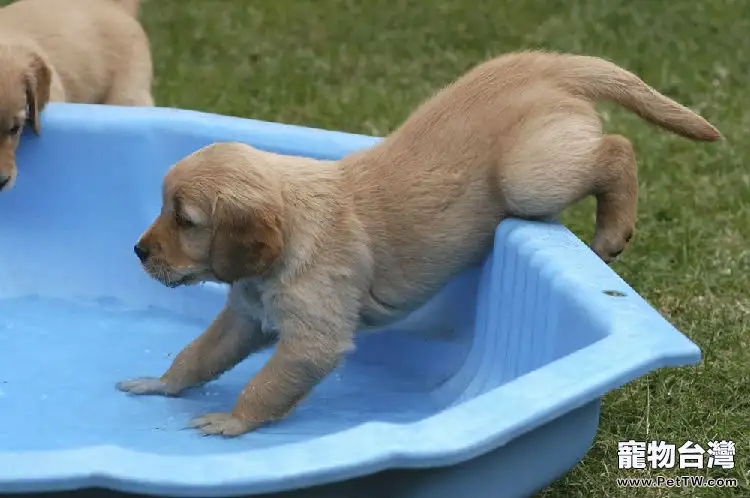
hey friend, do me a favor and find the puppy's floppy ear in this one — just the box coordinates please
[24,52,52,136]
[209,195,285,283]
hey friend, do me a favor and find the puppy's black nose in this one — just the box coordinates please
[0,175,11,190]
[134,243,150,262]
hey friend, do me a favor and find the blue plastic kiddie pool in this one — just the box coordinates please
[0,104,701,498]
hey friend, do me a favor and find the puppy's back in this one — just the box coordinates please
[111,0,140,18]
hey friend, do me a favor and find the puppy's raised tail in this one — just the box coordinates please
[549,53,721,141]
[112,0,141,18]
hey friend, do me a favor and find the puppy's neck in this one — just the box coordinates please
[272,156,347,280]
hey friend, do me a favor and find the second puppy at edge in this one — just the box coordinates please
[0,0,153,191]
[118,50,721,436]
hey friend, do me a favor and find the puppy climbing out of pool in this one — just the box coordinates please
[117,50,720,437]
[0,0,153,192]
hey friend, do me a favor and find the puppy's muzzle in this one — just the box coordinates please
[0,174,12,191]
[134,243,150,263]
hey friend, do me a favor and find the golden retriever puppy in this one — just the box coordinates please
[0,0,152,191]
[117,51,720,436]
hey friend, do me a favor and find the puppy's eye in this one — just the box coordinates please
[175,213,195,229]
[7,124,21,135]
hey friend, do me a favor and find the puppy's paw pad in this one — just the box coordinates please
[116,377,175,396]
[188,412,256,437]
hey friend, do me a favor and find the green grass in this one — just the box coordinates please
[152,1,748,496]
[17,0,750,495]
[142,2,749,495]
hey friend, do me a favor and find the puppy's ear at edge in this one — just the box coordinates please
[210,198,285,283]
[25,52,52,136]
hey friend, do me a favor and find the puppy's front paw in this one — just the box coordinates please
[116,377,181,396]
[187,412,260,437]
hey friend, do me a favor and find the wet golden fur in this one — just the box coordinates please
[118,50,720,436]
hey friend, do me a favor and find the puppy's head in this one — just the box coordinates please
[134,143,286,287]
[0,46,51,191]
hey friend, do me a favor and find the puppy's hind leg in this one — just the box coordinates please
[105,79,154,107]
[116,305,273,396]
[589,134,638,263]
[104,49,154,106]
[498,107,637,263]
[499,110,603,222]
